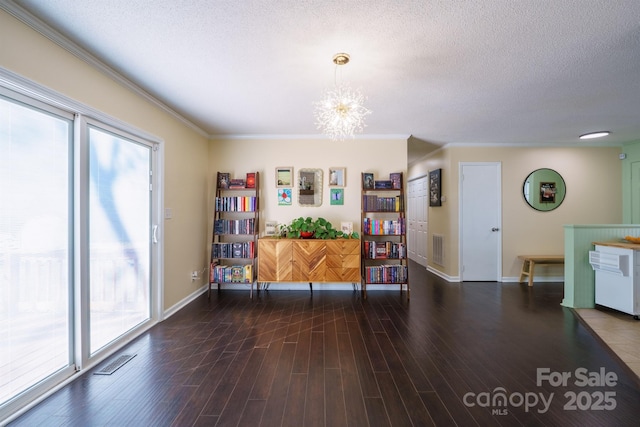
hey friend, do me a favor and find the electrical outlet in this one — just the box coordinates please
[191,271,198,280]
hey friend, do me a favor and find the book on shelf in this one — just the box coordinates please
[232,242,243,258]
[228,179,246,189]
[210,262,253,283]
[389,172,402,189]
[231,266,243,282]
[375,245,387,259]
[364,264,408,284]
[363,173,374,189]
[218,172,230,189]
[214,218,256,234]
[374,180,393,189]
[363,218,405,235]
[362,195,404,212]
[246,172,256,188]
[215,196,257,211]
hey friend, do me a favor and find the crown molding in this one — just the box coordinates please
[209,133,411,141]
[0,1,209,138]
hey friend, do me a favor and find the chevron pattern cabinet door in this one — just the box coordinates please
[326,239,361,282]
[258,238,361,284]
[292,240,326,282]
[258,239,293,282]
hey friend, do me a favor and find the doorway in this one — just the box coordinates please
[407,176,428,267]
[459,162,502,281]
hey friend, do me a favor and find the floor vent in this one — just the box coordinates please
[93,354,136,375]
[433,234,444,266]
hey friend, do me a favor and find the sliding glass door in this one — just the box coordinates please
[0,79,160,420]
[88,126,152,354]
[0,94,73,406]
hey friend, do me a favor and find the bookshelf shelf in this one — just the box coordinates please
[361,172,409,299]
[209,171,259,297]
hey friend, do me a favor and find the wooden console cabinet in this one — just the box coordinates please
[257,238,361,291]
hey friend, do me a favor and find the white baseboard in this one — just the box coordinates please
[163,284,208,319]
[426,266,460,282]
[425,267,563,284]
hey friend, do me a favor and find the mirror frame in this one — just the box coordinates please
[298,168,323,207]
[522,168,566,211]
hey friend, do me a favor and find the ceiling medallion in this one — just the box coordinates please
[314,53,371,141]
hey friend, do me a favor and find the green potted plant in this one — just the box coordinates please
[282,217,359,240]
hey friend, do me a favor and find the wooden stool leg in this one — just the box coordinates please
[519,259,529,283]
[528,261,535,287]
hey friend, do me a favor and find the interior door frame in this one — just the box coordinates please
[458,162,502,281]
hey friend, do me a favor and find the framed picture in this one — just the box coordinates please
[330,188,344,205]
[276,167,293,188]
[264,220,278,236]
[341,221,353,234]
[218,172,230,189]
[278,188,292,205]
[540,182,556,203]
[362,172,374,189]
[328,167,346,187]
[429,168,442,207]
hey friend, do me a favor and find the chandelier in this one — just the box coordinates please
[314,53,371,140]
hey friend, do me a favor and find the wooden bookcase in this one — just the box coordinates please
[209,171,259,297]
[361,172,409,299]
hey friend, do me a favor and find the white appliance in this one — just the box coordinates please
[589,244,640,319]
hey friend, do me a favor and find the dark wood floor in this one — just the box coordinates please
[11,261,640,426]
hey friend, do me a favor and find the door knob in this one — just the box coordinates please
[491,227,500,232]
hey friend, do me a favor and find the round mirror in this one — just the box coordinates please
[522,168,566,211]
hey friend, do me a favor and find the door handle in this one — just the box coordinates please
[491,227,500,232]
[153,225,159,243]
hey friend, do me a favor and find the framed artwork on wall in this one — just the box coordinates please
[330,188,344,205]
[328,167,346,187]
[276,167,293,188]
[278,188,292,205]
[429,168,442,207]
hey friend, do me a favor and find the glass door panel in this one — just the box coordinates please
[0,96,72,405]
[88,126,151,354]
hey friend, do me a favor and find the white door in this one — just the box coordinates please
[416,176,428,267]
[460,162,502,281]
[407,180,417,260]
[407,176,428,267]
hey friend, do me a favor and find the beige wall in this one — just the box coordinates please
[410,145,622,279]
[3,7,624,305]
[209,137,408,238]
[1,10,210,310]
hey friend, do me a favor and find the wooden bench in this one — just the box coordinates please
[518,255,565,287]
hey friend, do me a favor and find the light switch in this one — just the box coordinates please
[165,208,173,219]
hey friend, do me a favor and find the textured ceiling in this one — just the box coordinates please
[8,0,640,160]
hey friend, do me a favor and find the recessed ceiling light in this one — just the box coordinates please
[579,131,610,140]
